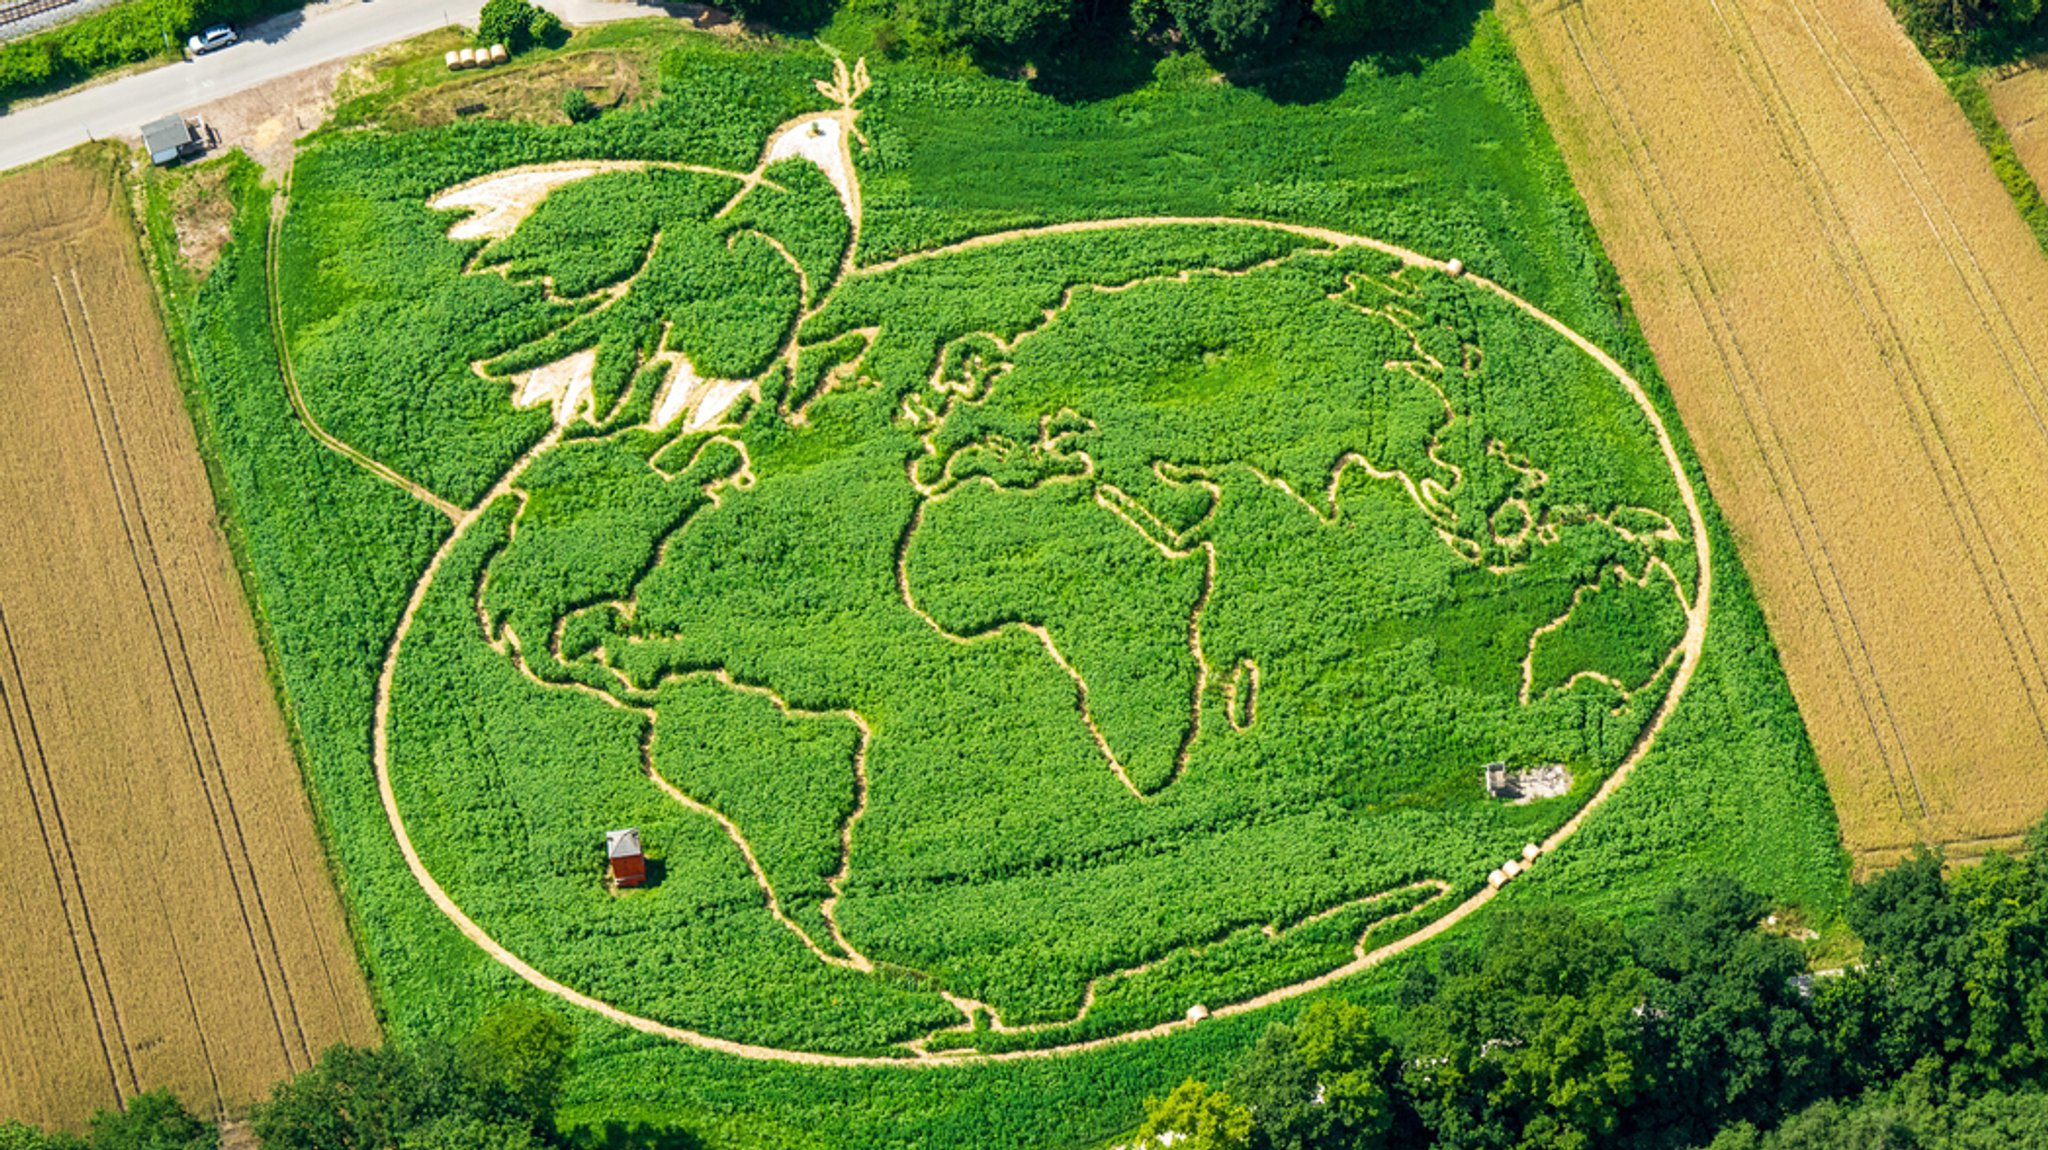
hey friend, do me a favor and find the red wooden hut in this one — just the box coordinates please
[607,828,646,888]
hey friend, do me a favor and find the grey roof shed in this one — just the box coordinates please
[141,115,199,166]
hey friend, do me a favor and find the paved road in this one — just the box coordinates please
[0,0,683,173]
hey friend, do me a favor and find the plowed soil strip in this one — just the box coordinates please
[1502,0,2048,860]
[0,157,378,1129]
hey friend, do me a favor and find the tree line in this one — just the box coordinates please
[1137,817,2048,1150]
[0,1005,604,1150]
[1889,0,2048,61]
[728,0,1475,69]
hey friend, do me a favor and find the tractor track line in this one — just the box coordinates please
[0,596,130,1105]
[1778,0,2048,706]
[67,260,318,1070]
[142,874,228,1114]
[264,192,461,523]
[1787,0,2048,437]
[66,259,319,1064]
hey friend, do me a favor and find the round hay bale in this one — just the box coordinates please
[1446,257,1466,277]
[1522,843,1541,861]
[1186,1003,1210,1022]
[1487,868,1507,889]
[459,47,477,67]
[491,43,509,63]
[445,50,460,69]
[1503,859,1523,878]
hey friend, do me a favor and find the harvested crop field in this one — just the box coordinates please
[1503,0,2048,864]
[1984,56,2048,193]
[0,155,377,1128]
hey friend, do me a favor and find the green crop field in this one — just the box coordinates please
[152,16,1850,1147]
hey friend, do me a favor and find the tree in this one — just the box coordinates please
[722,0,835,31]
[1224,1002,1397,1150]
[1401,907,1649,1149]
[1303,0,1451,41]
[527,8,566,48]
[477,0,538,49]
[560,87,595,123]
[0,1123,80,1150]
[1888,0,2044,59]
[395,1116,541,1150]
[1137,0,1297,61]
[459,1003,577,1135]
[0,1093,209,1150]
[1944,846,2048,1088]
[252,1044,460,1150]
[1820,849,1969,1090]
[901,0,1073,54]
[85,1092,214,1150]
[1227,1025,1325,1150]
[252,1005,576,1150]
[1624,881,1831,1143]
[1137,1081,1255,1150]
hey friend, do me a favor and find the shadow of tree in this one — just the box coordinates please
[1017,0,1490,106]
[241,9,307,46]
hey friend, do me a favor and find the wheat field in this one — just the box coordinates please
[1502,0,2048,866]
[0,155,377,1128]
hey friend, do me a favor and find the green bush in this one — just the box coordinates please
[0,1091,212,1150]
[559,87,595,123]
[528,7,566,48]
[477,0,538,50]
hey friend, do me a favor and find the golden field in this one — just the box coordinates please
[1502,0,2048,866]
[0,155,377,1127]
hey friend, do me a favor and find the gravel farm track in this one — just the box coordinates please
[0,155,377,1128]
[1503,0,2048,868]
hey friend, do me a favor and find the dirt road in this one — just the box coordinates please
[0,0,697,174]
[1503,0,2048,864]
[0,155,376,1127]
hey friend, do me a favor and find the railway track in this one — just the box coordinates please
[1,0,85,29]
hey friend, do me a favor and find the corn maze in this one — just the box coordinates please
[238,56,1717,1061]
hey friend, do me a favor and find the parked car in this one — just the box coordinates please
[186,25,237,55]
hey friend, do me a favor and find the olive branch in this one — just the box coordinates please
[816,56,871,109]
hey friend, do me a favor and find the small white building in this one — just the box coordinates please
[141,115,203,167]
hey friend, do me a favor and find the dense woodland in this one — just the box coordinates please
[1132,824,2048,1150]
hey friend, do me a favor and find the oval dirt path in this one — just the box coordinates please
[362,218,1712,1067]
